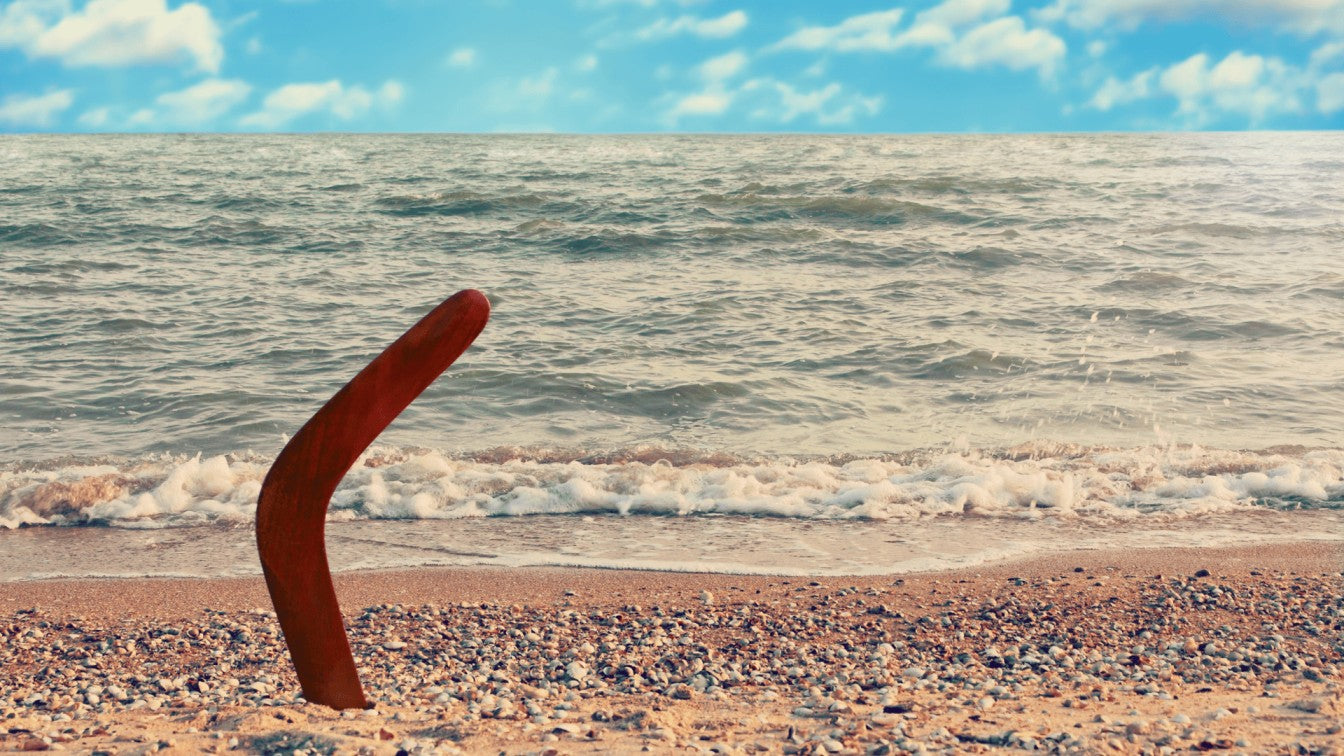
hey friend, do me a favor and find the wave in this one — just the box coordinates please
[375,190,576,217]
[2,443,1340,530]
[694,192,981,226]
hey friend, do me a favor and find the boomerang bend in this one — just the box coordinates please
[255,289,490,709]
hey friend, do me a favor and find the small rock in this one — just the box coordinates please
[666,684,694,700]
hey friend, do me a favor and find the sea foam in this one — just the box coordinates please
[2,444,1339,530]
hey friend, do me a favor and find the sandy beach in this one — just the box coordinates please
[1,542,1339,754]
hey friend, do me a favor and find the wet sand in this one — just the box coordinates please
[1,542,1340,754]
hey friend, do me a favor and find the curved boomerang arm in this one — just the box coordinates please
[256,289,490,710]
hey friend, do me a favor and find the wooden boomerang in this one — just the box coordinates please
[256,289,490,709]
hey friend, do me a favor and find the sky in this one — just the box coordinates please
[1,0,1342,133]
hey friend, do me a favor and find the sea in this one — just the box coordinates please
[2,133,1342,581]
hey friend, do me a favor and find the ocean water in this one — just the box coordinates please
[2,133,1342,579]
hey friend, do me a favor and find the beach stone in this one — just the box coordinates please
[666,684,694,700]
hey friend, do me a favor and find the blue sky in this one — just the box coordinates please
[2,0,1342,132]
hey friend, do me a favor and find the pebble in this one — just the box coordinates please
[0,569,1337,754]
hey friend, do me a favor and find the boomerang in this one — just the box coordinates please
[255,289,490,709]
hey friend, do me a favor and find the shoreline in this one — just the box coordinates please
[3,541,1338,619]
[2,541,1340,753]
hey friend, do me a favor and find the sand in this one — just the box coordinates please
[1,542,1340,754]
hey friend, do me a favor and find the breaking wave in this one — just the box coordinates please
[3,443,1340,530]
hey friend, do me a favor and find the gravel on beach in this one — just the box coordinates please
[1,547,1341,754]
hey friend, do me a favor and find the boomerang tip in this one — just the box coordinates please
[456,288,490,312]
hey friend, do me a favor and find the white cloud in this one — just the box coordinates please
[3,0,224,72]
[636,9,747,40]
[78,106,110,128]
[245,35,261,54]
[240,79,402,129]
[664,53,749,123]
[699,50,747,81]
[1087,39,1107,57]
[1147,51,1309,123]
[774,81,839,122]
[918,0,1011,28]
[446,47,476,68]
[770,2,1065,77]
[151,78,251,124]
[772,9,906,51]
[0,89,73,127]
[1036,0,1344,34]
[0,0,64,47]
[575,53,599,72]
[666,75,882,126]
[1310,40,1344,67]
[939,16,1066,75]
[378,80,405,106]
[740,78,883,125]
[1089,67,1156,109]
[520,67,559,98]
[1091,50,1311,123]
[1318,72,1344,111]
[669,90,732,118]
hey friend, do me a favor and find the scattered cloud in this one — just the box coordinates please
[245,36,262,55]
[575,53,599,72]
[1311,40,1344,68]
[0,89,74,127]
[665,50,752,123]
[446,47,477,68]
[666,73,882,127]
[240,79,403,129]
[78,106,111,128]
[1089,68,1156,110]
[2,0,224,73]
[771,9,906,52]
[939,16,1066,76]
[1036,0,1344,34]
[1092,50,1320,124]
[148,78,251,124]
[1159,51,1305,123]
[635,9,747,40]
[669,90,733,118]
[520,67,560,98]
[1318,72,1344,112]
[380,80,405,105]
[699,50,748,81]
[0,0,63,48]
[918,0,1012,28]
[770,2,1065,77]
[748,79,883,125]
